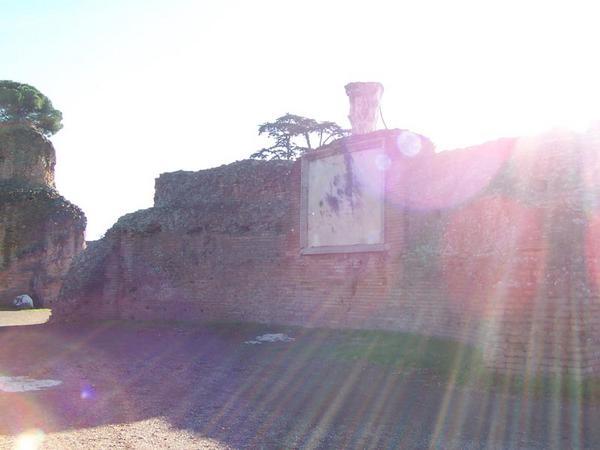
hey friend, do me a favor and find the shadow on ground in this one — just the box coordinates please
[1,320,599,449]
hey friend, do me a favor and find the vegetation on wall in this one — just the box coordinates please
[0,80,63,137]
[251,113,348,160]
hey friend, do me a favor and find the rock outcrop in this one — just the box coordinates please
[0,124,85,308]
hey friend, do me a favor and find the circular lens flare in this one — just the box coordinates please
[13,429,45,450]
[396,131,422,157]
[374,153,391,171]
[80,383,96,400]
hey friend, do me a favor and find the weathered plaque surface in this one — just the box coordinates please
[301,143,385,254]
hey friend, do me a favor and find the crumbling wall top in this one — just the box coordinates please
[154,159,293,208]
[0,124,56,188]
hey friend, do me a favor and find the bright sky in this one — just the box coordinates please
[3,0,600,239]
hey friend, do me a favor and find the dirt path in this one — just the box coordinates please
[0,321,599,449]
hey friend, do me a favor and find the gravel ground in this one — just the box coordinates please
[1,319,599,449]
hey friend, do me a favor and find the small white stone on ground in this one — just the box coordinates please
[244,333,295,345]
[12,294,34,310]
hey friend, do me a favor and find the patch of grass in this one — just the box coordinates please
[205,322,486,380]
[480,371,600,403]
[207,323,600,402]
[318,329,486,379]
[312,328,600,402]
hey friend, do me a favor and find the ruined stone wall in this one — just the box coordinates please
[0,125,85,307]
[57,129,600,375]
[0,124,56,187]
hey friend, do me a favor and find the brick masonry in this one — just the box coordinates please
[0,125,86,307]
[57,128,600,375]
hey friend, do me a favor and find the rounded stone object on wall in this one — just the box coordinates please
[13,294,34,309]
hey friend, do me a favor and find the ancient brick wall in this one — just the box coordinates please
[0,125,86,307]
[57,129,600,375]
[0,124,56,187]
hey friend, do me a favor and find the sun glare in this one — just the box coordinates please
[13,430,45,450]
